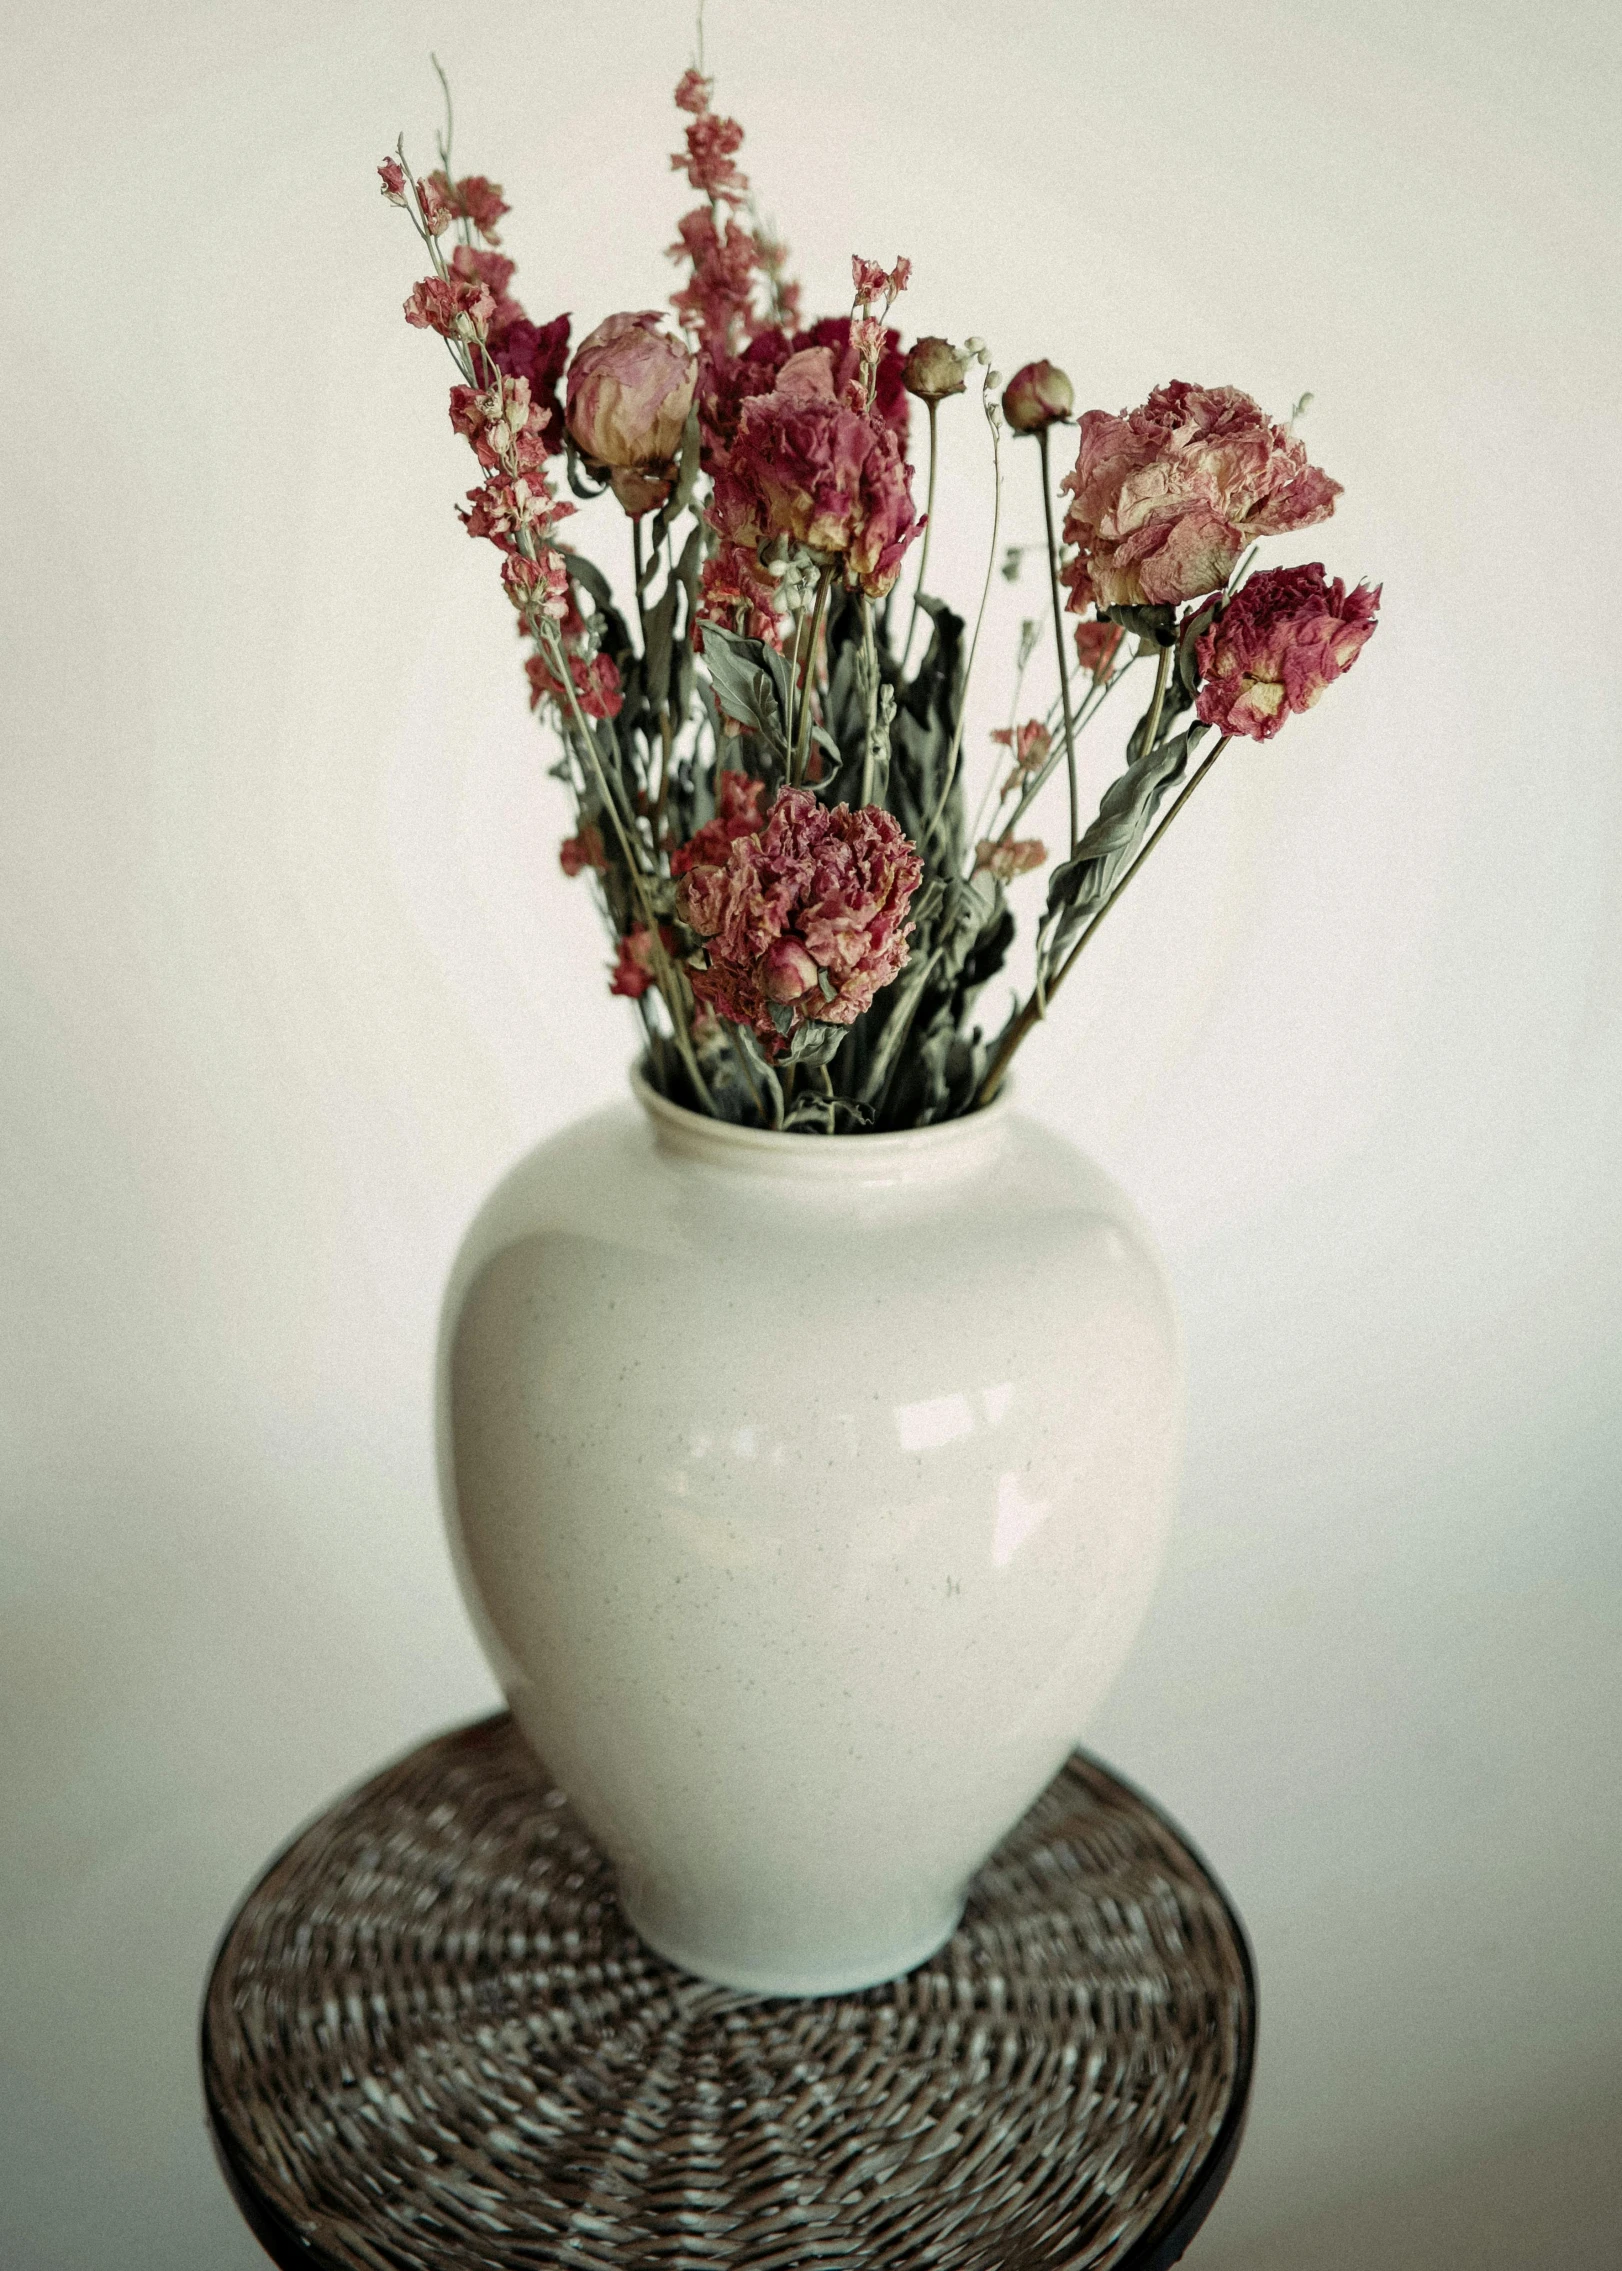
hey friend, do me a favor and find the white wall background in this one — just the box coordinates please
[3,2,1619,2264]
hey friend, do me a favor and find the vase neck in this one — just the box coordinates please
[631,1069,1011,1188]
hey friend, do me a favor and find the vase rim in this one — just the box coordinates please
[629,1061,1011,1180]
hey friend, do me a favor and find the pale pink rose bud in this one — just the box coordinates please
[566,312,696,477]
[1002,360,1074,434]
[903,336,971,403]
[758,936,820,1004]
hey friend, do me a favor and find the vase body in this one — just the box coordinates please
[437,1075,1181,1995]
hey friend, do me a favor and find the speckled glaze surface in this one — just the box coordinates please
[437,1073,1181,1995]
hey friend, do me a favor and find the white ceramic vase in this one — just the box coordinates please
[436,1071,1181,1996]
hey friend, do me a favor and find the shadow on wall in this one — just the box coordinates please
[1195,2057,1622,2270]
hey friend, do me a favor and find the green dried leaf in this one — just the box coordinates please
[699,622,790,757]
[1101,601,1178,647]
[1039,723,1211,966]
[783,1019,847,1067]
[646,404,703,568]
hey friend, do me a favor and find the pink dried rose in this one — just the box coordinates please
[1194,564,1380,741]
[559,824,607,877]
[674,66,712,116]
[566,312,697,514]
[1073,618,1124,680]
[414,173,456,237]
[677,787,923,1042]
[1060,381,1342,613]
[974,837,1047,881]
[378,157,407,205]
[707,346,921,598]
[670,771,768,877]
[405,273,495,338]
[1002,360,1073,435]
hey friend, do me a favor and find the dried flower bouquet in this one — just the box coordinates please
[379,61,1379,1135]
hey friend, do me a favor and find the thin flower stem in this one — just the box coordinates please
[1036,426,1080,857]
[927,380,1003,846]
[791,565,835,785]
[537,617,716,1115]
[1001,647,1141,841]
[898,399,939,678]
[975,738,1228,1108]
[724,1021,768,1124]
[1139,641,1172,770]
[859,594,879,806]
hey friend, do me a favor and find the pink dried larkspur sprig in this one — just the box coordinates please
[696,540,785,650]
[991,720,1052,790]
[666,69,798,367]
[669,771,768,875]
[559,823,608,877]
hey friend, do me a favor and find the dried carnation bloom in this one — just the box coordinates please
[1194,564,1380,741]
[1060,381,1341,613]
[706,346,921,599]
[676,787,923,1041]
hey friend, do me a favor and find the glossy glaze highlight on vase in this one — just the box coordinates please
[436,1073,1181,1994]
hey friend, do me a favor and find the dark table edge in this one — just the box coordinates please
[199,1712,1257,2271]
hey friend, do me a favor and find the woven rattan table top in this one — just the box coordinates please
[201,1713,1253,2271]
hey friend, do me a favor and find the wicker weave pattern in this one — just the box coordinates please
[203,1715,1251,2270]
